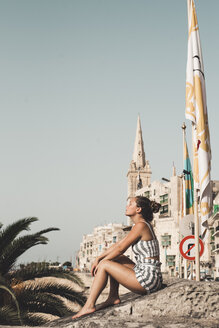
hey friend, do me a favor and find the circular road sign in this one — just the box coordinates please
[179,235,204,261]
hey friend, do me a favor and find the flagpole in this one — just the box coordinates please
[192,123,200,281]
[182,123,186,215]
[187,0,190,24]
[182,122,188,279]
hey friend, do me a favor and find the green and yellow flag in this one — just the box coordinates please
[184,138,194,215]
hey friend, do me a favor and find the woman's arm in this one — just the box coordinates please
[91,242,119,276]
[91,241,120,276]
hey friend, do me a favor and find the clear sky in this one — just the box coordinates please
[0,0,218,265]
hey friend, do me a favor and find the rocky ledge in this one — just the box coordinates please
[45,278,219,328]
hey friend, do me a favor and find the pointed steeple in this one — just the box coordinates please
[132,115,146,169]
[127,115,152,199]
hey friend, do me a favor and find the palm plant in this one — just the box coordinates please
[0,217,86,326]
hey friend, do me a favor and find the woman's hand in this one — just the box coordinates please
[91,258,100,277]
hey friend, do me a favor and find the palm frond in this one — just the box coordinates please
[0,228,59,275]
[0,285,22,325]
[64,272,85,287]
[0,235,47,275]
[16,291,72,317]
[22,311,58,326]
[0,305,22,325]
[0,217,38,258]
[35,227,60,236]
[0,272,13,306]
[0,273,10,288]
[8,263,84,287]
[15,279,86,306]
[0,275,21,323]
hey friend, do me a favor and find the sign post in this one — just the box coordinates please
[179,235,204,262]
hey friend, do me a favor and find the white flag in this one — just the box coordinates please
[185,0,212,226]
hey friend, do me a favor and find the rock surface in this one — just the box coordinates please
[1,279,218,328]
[46,278,219,328]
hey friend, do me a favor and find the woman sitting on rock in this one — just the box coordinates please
[72,196,163,319]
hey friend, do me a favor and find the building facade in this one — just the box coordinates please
[135,175,219,278]
[76,223,130,272]
[208,182,219,279]
[135,175,183,277]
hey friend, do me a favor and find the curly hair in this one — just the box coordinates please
[135,196,161,222]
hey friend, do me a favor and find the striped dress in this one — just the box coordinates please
[132,221,163,293]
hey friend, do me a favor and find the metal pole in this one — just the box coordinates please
[182,123,186,215]
[181,123,187,279]
[178,231,182,278]
[184,258,188,279]
[192,123,200,281]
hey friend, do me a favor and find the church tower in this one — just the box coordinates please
[127,115,152,198]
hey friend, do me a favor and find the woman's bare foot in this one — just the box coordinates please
[97,296,121,310]
[72,306,96,320]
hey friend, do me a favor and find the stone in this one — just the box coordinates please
[2,278,218,328]
[43,278,219,328]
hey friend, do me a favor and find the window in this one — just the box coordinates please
[160,194,168,204]
[160,205,168,214]
[191,223,195,235]
[166,255,175,267]
[113,236,117,243]
[99,245,102,251]
[161,234,171,247]
[144,191,150,198]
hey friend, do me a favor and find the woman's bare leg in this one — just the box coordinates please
[72,259,146,320]
[72,260,109,319]
[98,255,135,309]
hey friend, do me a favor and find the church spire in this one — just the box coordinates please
[132,115,146,169]
[127,115,152,198]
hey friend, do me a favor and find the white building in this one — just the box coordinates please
[77,223,130,272]
[208,182,219,279]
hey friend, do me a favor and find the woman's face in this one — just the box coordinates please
[125,198,138,216]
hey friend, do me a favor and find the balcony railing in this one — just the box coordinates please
[160,199,168,204]
[161,241,171,247]
[166,256,175,260]
[213,244,219,253]
[213,228,219,237]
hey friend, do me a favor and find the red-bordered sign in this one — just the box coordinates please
[179,235,204,260]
